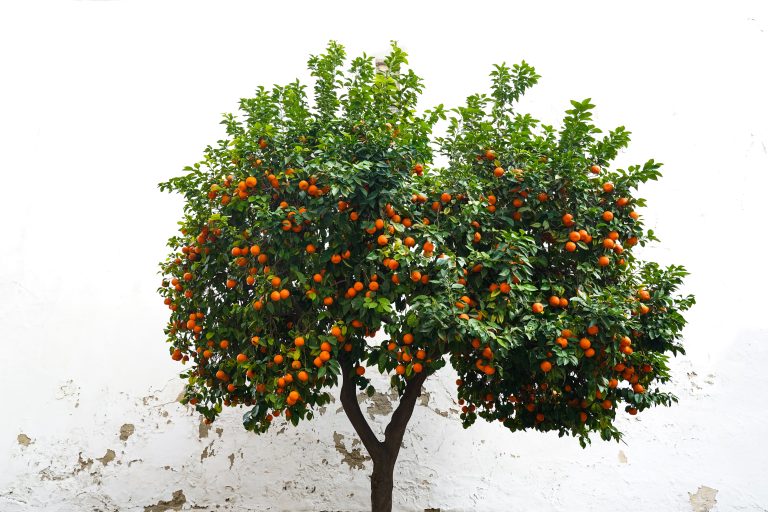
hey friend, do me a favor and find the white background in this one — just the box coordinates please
[1,1,767,511]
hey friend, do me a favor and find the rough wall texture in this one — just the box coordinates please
[1,1,767,511]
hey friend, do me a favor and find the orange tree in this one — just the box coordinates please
[158,42,694,512]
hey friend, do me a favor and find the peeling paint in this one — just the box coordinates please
[198,416,211,439]
[361,391,392,419]
[97,449,116,465]
[77,453,94,473]
[689,485,718,512]
[227,453,235,470]
[17,433,32,446]
[200,441,215,462]
[119,423,135,441]
[332,432,370,470]
[143,490,186,512]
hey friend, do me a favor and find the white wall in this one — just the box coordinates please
[1,1,767,511]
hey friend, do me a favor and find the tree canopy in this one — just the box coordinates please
[158,41,694,448]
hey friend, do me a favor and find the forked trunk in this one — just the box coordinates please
[339,360,427,512]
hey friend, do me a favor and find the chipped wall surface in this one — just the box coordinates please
[1,1,768,511]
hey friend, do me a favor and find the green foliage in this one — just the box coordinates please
[158,41,693,445]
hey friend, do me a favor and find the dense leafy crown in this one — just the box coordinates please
[159,42,693,446]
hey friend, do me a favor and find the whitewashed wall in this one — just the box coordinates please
[1,1,767,511]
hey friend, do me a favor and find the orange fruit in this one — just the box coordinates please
[532,302,544,314]
[602,211,614,222]
[540,361,552,373]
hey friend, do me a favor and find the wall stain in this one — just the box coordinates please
[198,417,211,439]
[143,490,186,512]
[357,391,394,420]
[119,424,135,441]
[618,450,628,464]
[17,433,32,446]
[689,485,718,512]
[200,441,215,462]
[332,432,370,470]
[97,449,116,465]
[227,453,235,470]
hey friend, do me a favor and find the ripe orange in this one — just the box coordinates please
[598,256,610,267]
[579,337,591,350]
[590,165,601,174]
[270,291,281,301]
[532,302,544,314]
[602,211,614,222]
[587,325,599,335]
[602,182,614,193]
[236,353,247,363]
[565,241,577,252]
[440,192,452,203]
[540,361,552,373]
[403,333,414,345]
[493,167,504,177]
[377,235,389,246]
[548,296,560,307]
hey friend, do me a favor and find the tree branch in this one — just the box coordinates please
[383,371,427,459]
[339,361,384,460]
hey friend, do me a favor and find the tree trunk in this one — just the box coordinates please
[370,456,395,512]
[339,360,427,512]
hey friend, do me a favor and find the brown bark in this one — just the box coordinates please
[340,361,427,512]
